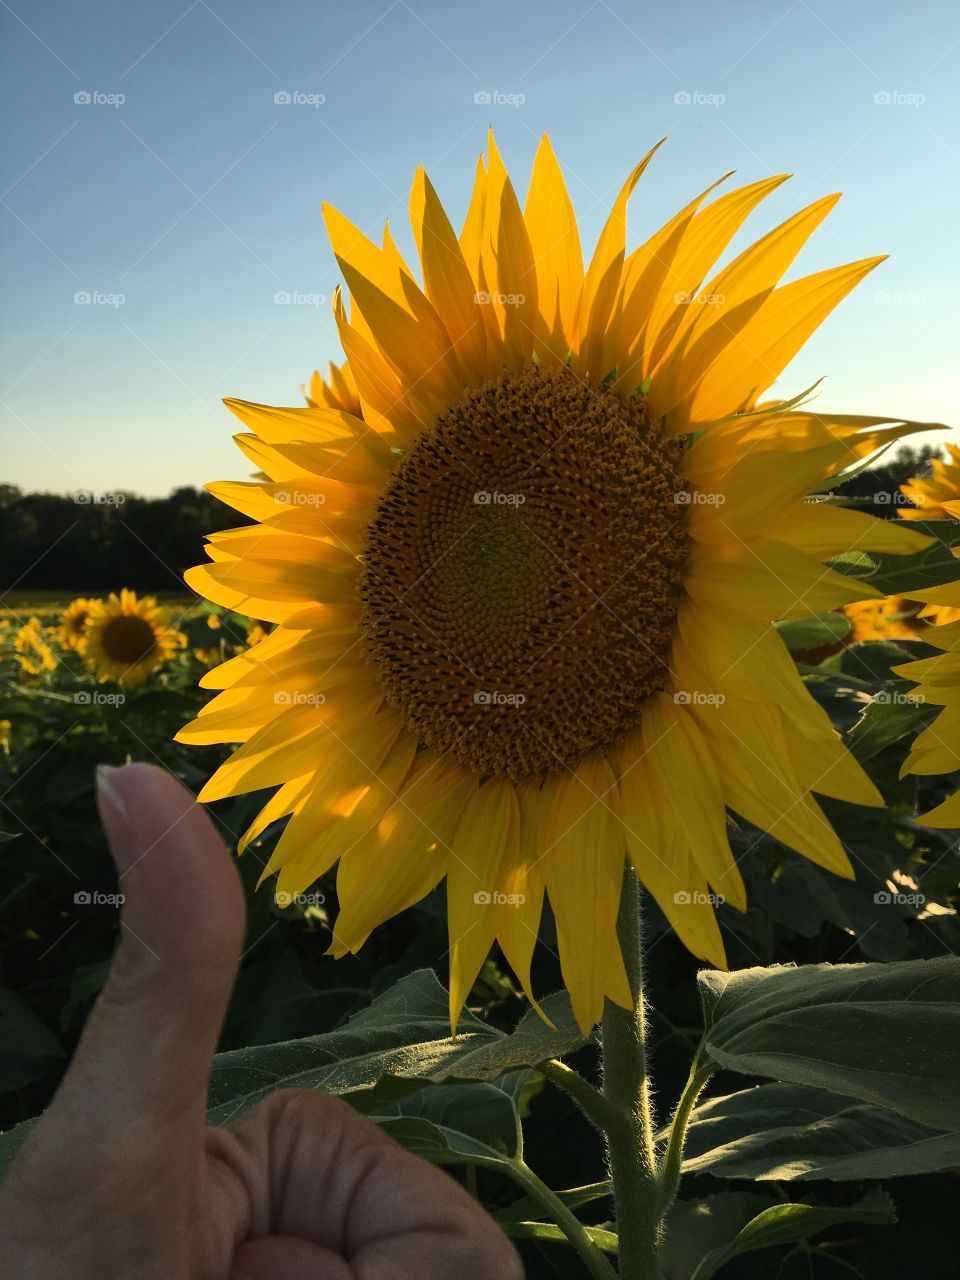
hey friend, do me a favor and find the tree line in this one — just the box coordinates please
[0,443,944,594]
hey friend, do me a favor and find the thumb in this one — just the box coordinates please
[24,763,246,1174]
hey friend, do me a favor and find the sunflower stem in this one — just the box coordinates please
[601,867,662,1279]
[653,1056,714,1222]
[540,1058,622,1132]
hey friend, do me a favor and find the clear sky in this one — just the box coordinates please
[2,0,958,497]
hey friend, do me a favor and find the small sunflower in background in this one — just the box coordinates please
[843,595,929,643]
[60,597,98,652]
[182,133,937,1033]
[899,442,960,519]
[85,590,183,687]
[894,574,960,828]
[14,618,57,676]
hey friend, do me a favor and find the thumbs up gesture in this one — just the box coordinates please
[0,764,521,1280]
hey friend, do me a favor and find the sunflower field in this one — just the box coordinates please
[2,135,960,1280]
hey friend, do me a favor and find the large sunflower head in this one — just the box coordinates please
[180,133,935,1033]
[86,589,183,687]
[60,597,97,652]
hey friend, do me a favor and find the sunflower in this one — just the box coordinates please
[893,571,960,829]
[843,595,929,642]
[899,442,960,519]
[180,133,935,1034]
[60,597,97,651]
[85,589,183,687]
[14,618,57,676]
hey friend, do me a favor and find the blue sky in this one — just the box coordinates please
[2,0,958,496]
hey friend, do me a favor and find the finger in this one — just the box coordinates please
[212,1091,523,1280]
[24,763,246,1173]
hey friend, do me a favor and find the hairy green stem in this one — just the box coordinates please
[601,868,662,1279]
[540,1058,622,1132]
[508,1158,620,1280]
[653,1056,714,1221]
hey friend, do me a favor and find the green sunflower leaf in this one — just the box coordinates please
[205,968,583,1126]
[826,518,960,595]
[681,1082,960,1180]
[688,1191,896,1280]
[697,957,960,1130]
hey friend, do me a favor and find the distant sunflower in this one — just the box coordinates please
[899,443,960,519]
[14,618,57,676]
[181,134,935,1033]
[60,597,97,651]
[843,596,929,642]
[86,590,183,687]
[894,572,960,828]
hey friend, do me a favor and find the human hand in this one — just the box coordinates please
[0,763,523,1280]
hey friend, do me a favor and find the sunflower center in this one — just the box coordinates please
[360,366,688,781]
[101,615,156,665]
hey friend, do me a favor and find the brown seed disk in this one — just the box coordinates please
[360,365,687,781]
[100,615,157,664]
